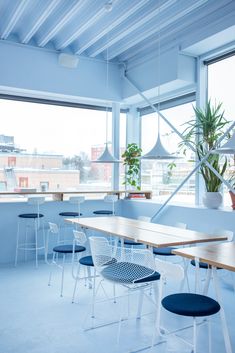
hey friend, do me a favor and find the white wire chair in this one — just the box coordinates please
[89,236,160,335]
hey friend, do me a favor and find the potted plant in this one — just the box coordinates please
[180,101,230,208]
[122,143,142,191]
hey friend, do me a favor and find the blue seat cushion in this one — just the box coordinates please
[59,212,82,217]
[123,239,144,246]
[18,213,44,219]
[79,255,94,267]
[101,261,160,284]
[190,259,222,270]
[153,247,176,256]
[162,293,220,317]
[93,210,113,215]
[53,245,86,254]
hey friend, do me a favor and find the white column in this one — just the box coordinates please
[126,107,140,145]
[112,102,120,190]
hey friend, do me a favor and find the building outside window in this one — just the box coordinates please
[0,99,126,196]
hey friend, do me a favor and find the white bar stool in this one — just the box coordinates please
[15,196,46,268]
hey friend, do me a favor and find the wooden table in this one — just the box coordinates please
[65,216,228,248]
[173,242,234,353]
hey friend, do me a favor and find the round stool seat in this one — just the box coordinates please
[190,259,222,270]
[59,212,82,217]
[123,239,143,246]
[79,255,94,267]
[18,213,44,219]
[93,210,113,215]
[153,247,176,256]
[101,261,160,284]
[162,293,220,317]
[53,245,86,254]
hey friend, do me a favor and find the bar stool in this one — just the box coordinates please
[93,195,118,216]
[15,196,45,268]
[59,196,85,237]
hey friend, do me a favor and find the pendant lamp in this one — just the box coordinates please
[92,43,120,163]
[213,131,235,154]
[142,20,177,160]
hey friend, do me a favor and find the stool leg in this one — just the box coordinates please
[72,262,81,303]
[48,252,56,286]
[60,254,65,297]
[15,219,20,267]
[193,317,197,353]
[208,320,212,353]
[87,267,92,289]
[35,219,38,268]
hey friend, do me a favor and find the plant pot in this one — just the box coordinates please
[229,191,235,210]
[202,192,223,209]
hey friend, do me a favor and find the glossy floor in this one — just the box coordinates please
[1,260,234,353]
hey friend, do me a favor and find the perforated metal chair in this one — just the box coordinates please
[93,194,118,216]
[47,222,86,297]
[15,196,46,267]
[89,236,160,329]
[151,258,221,353]
[71,230,95,303]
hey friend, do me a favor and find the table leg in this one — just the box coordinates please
[212,267,232,353]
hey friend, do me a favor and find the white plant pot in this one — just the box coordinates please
[202,192,223,209]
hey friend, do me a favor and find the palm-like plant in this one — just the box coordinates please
[181,101,229,192]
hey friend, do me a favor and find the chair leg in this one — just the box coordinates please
[60,254,65,297]
[136,288,144,319]
[72,262,81,303]
[48,252,56,286]
[208,320,212,353]
[91,269,97,319]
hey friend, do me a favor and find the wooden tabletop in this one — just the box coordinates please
[173,242,235,272]
[66,216,228,248]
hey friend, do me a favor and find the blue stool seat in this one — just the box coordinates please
[59,212,82,217]
[53,245,86,253]
[153,247,176,256]
[79,255,94,267]
[93,210,113,215]
[123,239,144,246]
[162,293,220,317]
[101,261,160,284]
[190,259,222,270]
[19,213,44,218]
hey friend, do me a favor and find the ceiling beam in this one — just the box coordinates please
[56,5,108,50]
[1,0,30,40]
[107,0,209,60]
[75,0,149,55]
[21,0,61,44]
[88,0,178,58]
[38,0,86,47]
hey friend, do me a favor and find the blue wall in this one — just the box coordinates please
[1,199,235,264]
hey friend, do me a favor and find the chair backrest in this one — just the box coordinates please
[138,216,151,222]
[28,196,45,206]
[73,230,87,245]
[69,196,85,204]
[213,229,234,242]
[175,222,187,229]
[89,236,156,282]
[104,195,118,203]
[48,222,59,234]
[155,258,184,283]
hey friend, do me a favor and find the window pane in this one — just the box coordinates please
[0,99,113,195]
[208,55,235,207]
[141,102,195,204]
[119,113,126,187]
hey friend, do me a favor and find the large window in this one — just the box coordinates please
[208,53,235,207]
[0,98,125,194]
[141,102,195,204]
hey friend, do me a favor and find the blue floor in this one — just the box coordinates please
[0,260,234,353]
